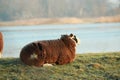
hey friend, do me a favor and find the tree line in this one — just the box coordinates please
[0,0,120,21]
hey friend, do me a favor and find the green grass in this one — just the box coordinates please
[0,52,120,80]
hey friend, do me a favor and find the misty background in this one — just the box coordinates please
[0,0,120,21]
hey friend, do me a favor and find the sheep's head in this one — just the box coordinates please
[69,33,80,45]
[61,33,80,45]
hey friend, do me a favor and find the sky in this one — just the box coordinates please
[109,0,120,8]
[109,0,119,4]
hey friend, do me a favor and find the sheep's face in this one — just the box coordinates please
[69,33,80,45]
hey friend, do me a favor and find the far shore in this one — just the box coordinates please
[0,15,120,26]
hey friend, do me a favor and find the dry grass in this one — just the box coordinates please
[0,15,120,26]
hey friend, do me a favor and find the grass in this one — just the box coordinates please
[0,52,120,80]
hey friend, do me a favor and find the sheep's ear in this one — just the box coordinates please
[61,35,64,37]
[70,33,74,37]
[61,35,65,38]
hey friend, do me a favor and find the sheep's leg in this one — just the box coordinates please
[43,63,53,67]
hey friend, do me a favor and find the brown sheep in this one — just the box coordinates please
[0,32,3,58]
[20,33,80,67]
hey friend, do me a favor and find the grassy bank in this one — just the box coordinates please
[0,15,120,26]
[0,52,120,80]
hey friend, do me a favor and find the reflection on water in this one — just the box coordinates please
[0,23,120,57]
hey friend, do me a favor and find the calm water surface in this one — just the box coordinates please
[0,23,120,57]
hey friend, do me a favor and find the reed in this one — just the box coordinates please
[0,15,120,26]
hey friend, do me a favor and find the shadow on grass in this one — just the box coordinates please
[0,58,25,66]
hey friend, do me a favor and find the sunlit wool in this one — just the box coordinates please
[20,33,80,67]
[0,32,3,58]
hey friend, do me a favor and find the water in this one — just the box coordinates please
[0,23,120,57]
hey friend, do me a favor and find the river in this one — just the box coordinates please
[0,23,120,57]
